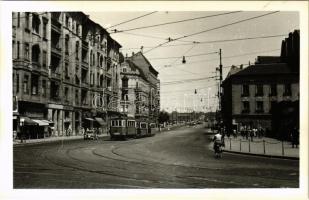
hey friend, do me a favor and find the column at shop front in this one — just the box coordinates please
[53,109,58,136]
[48,108,53,136]
[58,110,63,136]
[72,111,76,136]
[69,111,73,136]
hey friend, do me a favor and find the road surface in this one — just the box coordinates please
[14,125,299,188]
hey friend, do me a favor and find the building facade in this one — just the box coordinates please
[221,30,299,138]
[119,52,160,125]
[12,12,122,139]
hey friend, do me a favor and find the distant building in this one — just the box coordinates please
[119,52,160,124]
[221,30,299,139]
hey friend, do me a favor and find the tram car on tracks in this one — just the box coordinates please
[110,117,154,140]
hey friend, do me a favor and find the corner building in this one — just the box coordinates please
[12,12,121,138]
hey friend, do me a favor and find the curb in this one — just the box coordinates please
[13,135,110,147]
[222,149,299,160]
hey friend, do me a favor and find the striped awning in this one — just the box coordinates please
[20,117,37,125]
[95,117,106,126]
[85,118,94,121]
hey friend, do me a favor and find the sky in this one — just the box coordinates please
[85,11,299,113]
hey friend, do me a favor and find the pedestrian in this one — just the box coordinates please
[291,127,299,148]
[233,129,237,138]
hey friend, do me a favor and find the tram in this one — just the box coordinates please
[110,117,154,140]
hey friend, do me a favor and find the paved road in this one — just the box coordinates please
[13,125,299,188]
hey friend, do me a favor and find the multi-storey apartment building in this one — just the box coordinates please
[221,30,299,139]
[12,12,121,139]
[119,52,160,125]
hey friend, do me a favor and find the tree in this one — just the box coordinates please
[158,110,170,124]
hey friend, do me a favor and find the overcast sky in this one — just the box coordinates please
[86,11,299,113]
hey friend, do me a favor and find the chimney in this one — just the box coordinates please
[132,52,135,56]
[240,64,243,69]
[125,53,128,59]
[140,46,143,53]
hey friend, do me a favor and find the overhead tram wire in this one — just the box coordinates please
[121,33,288,50]
[143,11,280,54]
[110,11,242,33]
[148,51,218,60]
[161,76,217,86]
[106,11,158,29]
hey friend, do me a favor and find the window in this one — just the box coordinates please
[23,75,29,94]
[31,44,40,63]
[242,101,249,113]
[12,41,15,59]
[122,77,128,88]
[269,100,276,113]
[42,50,47,68]
[65,34,69,55]
[283,83,292,96]
[17,13,20,27]
[75,41,79,60]
[64,87,69,101]
[270,84,277,96]
[255,84,263,96]
[41,80,46,97]
[31,74,39,95]
[256,101,264,113]
[16,74,19,93]
[24,43,30,60]
[123,68,127,73]
[65,16,69,27]
[242,84,249,97]
[43,19,47,39]
[32,14,40,34]
[65,63,69,78]
[17,41,20,59]
[25,12,30,29]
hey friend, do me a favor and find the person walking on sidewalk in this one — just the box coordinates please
[291,127,299,148]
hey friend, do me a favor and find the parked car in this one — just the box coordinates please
[84,129,98,140]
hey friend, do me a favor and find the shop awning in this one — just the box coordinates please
[41,120,54,124]
[32,119,49,126]
[95,117,106,126]
[85,118,94,121]
[20,117,37,126]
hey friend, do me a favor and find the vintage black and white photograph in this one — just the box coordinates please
[1,1,308,199]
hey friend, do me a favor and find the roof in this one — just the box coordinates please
[124,59,148,82]
[131,52,159,76]
[255,56,281,64]
[232,63,293,77]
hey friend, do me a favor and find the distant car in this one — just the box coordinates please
[84,130,98,140]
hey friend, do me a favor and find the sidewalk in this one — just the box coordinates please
[210,135,299,159]
[13,124,185,146]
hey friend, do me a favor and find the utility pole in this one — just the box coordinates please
[219,48,223,111]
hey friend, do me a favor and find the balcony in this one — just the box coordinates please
[51,19,61,33]
[50,71,61,80]
[255,109,264,114]
[82,41,88,50]
[51,44,62,56]
[50,96,61,104]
